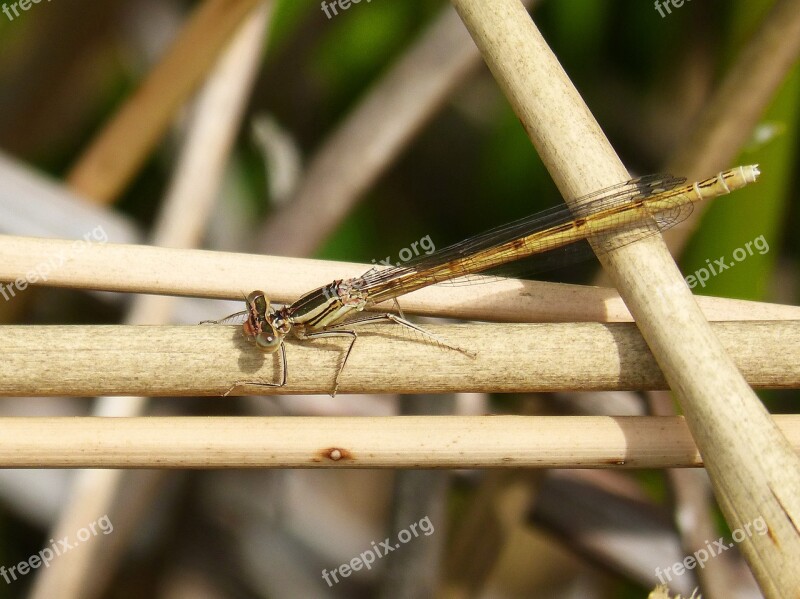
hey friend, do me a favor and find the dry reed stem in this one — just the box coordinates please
[65,0,263,202]
[594,5,800,593]
[447,3,800,593]
[1,415,798,469]
[1,321,798,396]
[1,234,799,323]
[449,1,800,595]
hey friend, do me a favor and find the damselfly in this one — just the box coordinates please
[216,165,760,395]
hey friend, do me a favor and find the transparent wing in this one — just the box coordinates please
[357,173,688,301]
[416,198,694,285]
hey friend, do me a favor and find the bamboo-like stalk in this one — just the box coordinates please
[0,415,797,469]
[65,0,263,203]
[448,1,800,595]
[1,234,799,323]
[1,322,798,396]
[594,4,800,594]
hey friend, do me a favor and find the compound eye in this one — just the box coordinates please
[246,291,269,315]
[255,331,281,352]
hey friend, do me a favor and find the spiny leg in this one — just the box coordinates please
[302,313,476,396]
[297,329,358,397]
[325,312,476,358]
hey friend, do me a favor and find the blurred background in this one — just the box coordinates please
[0,0,798,597]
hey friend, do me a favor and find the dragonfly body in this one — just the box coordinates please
[275,279,369,332]
[227,165,759,395]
